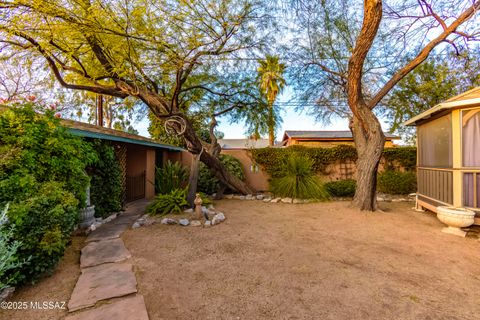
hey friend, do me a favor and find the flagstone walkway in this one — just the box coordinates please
[66,200,150,320]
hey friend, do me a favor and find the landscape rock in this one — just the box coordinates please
[281,197,293,204]
[208,204,215,210]
[161,218,177,225]
[0,287,15,302]
[271,198,281,203]
[225,194,234,199]
[239,196,246,200]
[96,217,103,223]
[233,195,243,200]
[132,222,141,229]
[212,212,226,225]
[204,221,212,227]
[263,198,272,202]
[184,208,193,214]
[293,198,303,204]
[246,194,254,200]
[190,220,202,227]
[179,219,190,226]
[256,194,264,200]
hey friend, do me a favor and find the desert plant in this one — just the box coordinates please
[270,155,330,200]
[325,179,357,197]
[147,188,188,215]
[377,171,417,195]
[198,154,245,195]
[0,204,25,290]
[155,160,188,194]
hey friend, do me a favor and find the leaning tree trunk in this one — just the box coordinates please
[164,113,255,195]
[186,153,201,207]
[350,106,385,211]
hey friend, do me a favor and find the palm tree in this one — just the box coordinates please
[257,55,286,146]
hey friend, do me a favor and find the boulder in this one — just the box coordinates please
[161,218,177,225]
[204,221,212,227]
[190,220,202,227]
[281,198,293,204]
[256,194,264,200]
[212,212,226,225]
[179,219,190,226]
[271,198,281,203]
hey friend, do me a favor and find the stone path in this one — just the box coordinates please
[66,200,150,320]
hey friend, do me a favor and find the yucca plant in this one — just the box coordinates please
[155,160,188,195]
[147,188,188,216]
[270,155,330,200]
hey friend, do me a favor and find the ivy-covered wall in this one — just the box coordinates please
[250,145,416,179]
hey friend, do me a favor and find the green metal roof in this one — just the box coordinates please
[68,128,184,152]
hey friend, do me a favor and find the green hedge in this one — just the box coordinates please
[0,104,96,285]
[377,171,417,195]
[251,145,416,176]
[88,140,123,218]
[324,179,357,197]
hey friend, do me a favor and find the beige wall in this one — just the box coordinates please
[222,150,270,191]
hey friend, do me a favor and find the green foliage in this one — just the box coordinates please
[0,204,25,290]
[88,140,123,218]
[252,145,417,176]
[198,192,213,206]
[251,145,358,177]
[324,179,357,197]
[382,147,417,171]
[198,154,245,195]
[147,188,188,216]
[377,171,417,195]
[0,103,95,285]
[270,155,330,200]
[155,160,188,194]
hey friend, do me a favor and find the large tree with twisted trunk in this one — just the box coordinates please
[0,0,266,195]
[289,0,480,210]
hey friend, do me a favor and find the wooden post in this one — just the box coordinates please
[97,94,104,127]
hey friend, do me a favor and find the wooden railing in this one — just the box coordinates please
[417,168,453,205]
[463,171,480,209]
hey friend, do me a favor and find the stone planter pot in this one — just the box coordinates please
[436,206,475,237]
[79,205,95,229]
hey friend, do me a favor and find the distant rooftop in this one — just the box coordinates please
[283,130,399,140]
[218,138,277,149]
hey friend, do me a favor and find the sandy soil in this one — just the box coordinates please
[122,200,480,320]
[0,236,84,320]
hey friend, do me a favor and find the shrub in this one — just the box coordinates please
[325,179,357,197]
[147,188,188,215]
[0,204,25,290]
[198,154,245,195]
[89,140,123,218]
[377,171,417,195]
[0,104,95,285]
[270,155,330,200]
[155,160,188,194]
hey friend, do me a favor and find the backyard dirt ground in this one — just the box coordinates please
[2,200,480,320]
[123,200,480,320]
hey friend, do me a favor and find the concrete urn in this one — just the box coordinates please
[436,206,475,237]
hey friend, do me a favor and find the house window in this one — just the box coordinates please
[462,109,480,167]
[417,114,452,168]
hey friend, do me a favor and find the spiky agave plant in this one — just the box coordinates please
[270,155,330,200]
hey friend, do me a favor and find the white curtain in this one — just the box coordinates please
[462,110,480,207]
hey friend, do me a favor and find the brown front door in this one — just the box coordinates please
[126,171,145,202]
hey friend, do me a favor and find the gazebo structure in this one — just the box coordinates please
[404,87,480,225]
